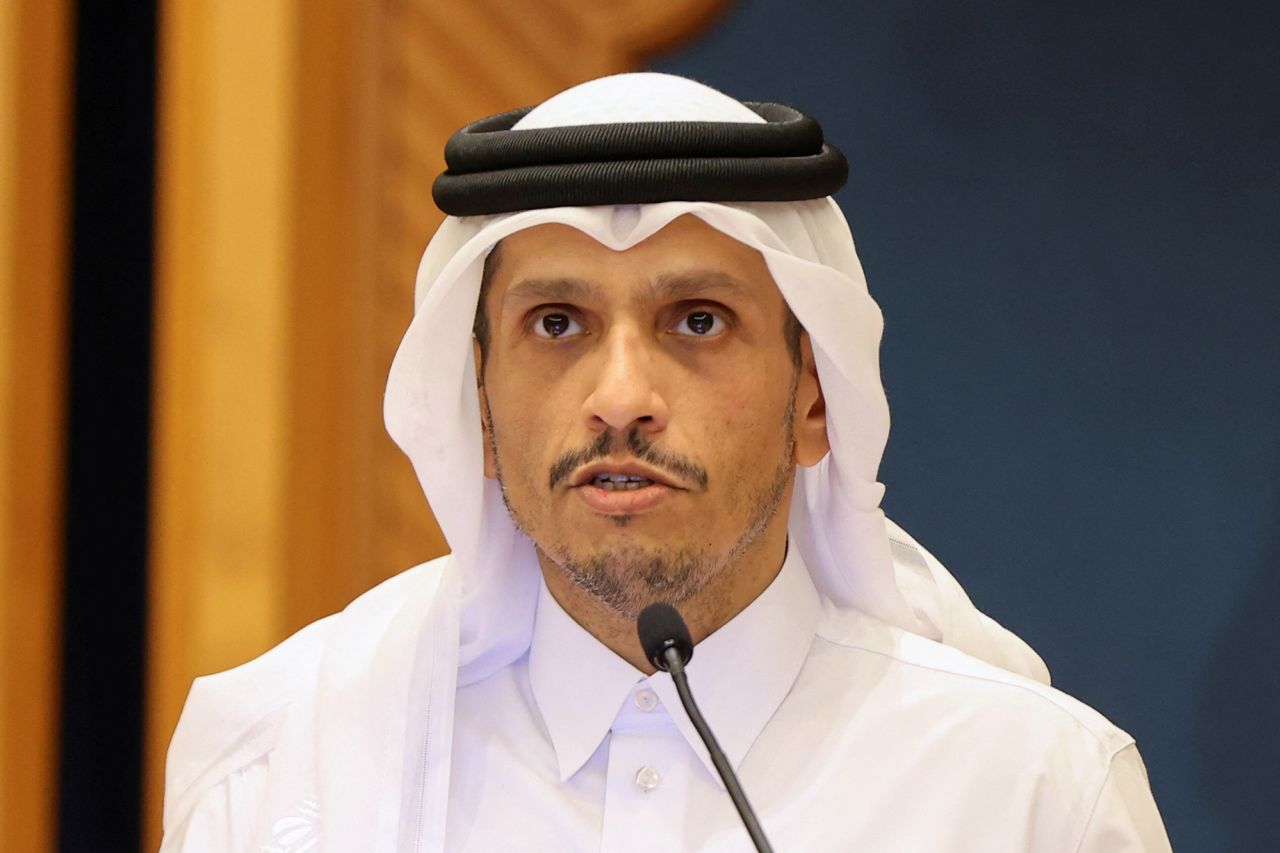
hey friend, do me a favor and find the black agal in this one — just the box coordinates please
[432,102,848,216]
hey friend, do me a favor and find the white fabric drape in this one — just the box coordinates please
[385,193,1047,686]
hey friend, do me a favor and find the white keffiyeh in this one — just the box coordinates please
[383,73,1048,686]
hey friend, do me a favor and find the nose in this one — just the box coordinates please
[581,325,669,435]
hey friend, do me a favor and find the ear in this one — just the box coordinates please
[792,333,830,467]
[474,339,498,480]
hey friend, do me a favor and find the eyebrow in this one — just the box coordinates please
[651,269,756,303]
[503,276,597,307]
[502,269,756,309]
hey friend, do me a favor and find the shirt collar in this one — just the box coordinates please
[528,544,821,786]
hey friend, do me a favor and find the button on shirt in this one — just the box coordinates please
[444,548,1170,851]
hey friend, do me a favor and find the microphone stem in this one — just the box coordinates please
[662,648,775,853]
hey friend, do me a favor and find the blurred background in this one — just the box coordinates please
[1,1,1275,850]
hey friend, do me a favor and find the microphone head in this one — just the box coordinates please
[637,602,694,671]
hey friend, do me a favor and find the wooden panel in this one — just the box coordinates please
[147,2,298,846]
[0,1,70,850]
[146,0,729,847]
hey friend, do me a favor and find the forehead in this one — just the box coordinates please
[491,214,778,294]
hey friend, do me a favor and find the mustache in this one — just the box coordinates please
[548,428,710,491]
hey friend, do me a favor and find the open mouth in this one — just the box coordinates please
[572,464,676,515]
[591,473,656,491]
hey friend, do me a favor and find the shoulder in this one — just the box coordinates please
[814,604,1134,760]
[162,557,450,832]
[781,608,1162,849]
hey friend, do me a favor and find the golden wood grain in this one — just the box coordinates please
[0,1,70,850]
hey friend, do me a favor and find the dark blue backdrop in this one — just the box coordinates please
[653,2,1279,849]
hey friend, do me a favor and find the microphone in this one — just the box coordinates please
[637,603,775,853]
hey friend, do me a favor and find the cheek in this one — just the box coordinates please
[685,367,791,434]
[487,380,574,479]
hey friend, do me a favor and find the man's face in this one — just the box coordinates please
[476,215,827,617]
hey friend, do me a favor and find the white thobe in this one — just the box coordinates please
[446,546,1171,851]
[160,548,1171,852]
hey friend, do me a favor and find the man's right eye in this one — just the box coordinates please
[533,312,583,339]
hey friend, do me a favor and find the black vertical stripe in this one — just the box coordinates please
[58,3,157,850]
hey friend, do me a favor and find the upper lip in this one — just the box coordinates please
[570,459,682,489]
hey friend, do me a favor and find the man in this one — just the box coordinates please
[161,74,1170,850]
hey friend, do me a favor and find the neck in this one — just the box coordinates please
[536,526,789,674]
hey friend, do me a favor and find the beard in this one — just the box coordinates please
[547,452,793,617]
[485,376,798,618]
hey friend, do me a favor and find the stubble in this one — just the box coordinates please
[483,375,798,618]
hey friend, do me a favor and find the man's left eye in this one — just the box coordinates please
[672,310,722,336]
